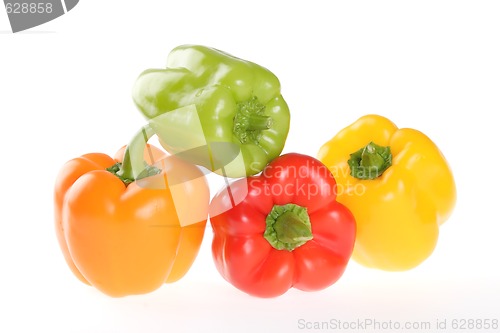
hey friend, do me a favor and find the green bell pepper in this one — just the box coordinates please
[132,45,290,177]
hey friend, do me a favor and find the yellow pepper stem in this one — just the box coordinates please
[348,141,392,180]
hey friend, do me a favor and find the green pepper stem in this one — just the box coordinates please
[348,141,392,180]
[233,96,273,144]
[264,204,313,251]
[115,124,156,183]
[246,113,273,130]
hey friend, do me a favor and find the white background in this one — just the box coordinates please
[1,1,499,332]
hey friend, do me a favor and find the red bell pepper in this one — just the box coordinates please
[209,153,356,298]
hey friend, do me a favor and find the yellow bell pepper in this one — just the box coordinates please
[317,115,456,271]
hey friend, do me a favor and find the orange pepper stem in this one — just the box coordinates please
[114,124,158,184]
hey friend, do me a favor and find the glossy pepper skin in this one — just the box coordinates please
[318,115,456,271]
[54,145,209,297]
[209,153,356,298]
[132,44,290,178]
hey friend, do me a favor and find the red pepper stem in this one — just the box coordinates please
[116,124,156,183]
[264,204,313,251]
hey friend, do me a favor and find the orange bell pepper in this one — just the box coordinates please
[54,126,209,297]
